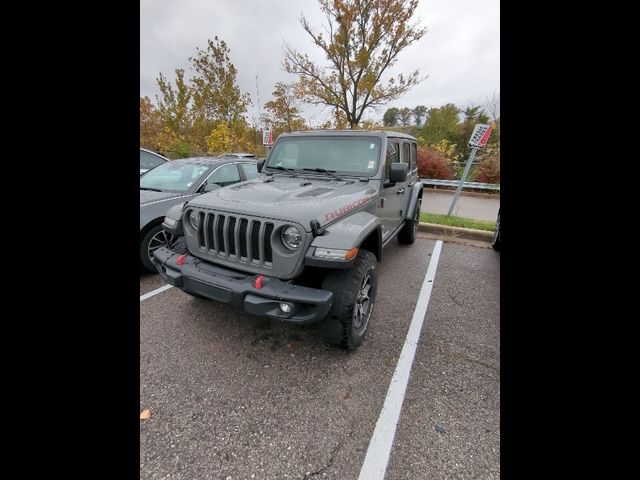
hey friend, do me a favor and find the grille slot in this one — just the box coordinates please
[250,221,260,261]
[216,215,226,253]
[239,219,248,258]
[264,223,274,264]
[228,217,237,256]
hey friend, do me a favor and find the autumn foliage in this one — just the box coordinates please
[417,147,452,180]
[475,154,500,184]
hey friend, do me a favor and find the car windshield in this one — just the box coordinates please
[265,137,381,177]
[140,161,211,192]
[140,150,166,169]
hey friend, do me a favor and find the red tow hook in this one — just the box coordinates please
[177,254,186,266]
[254,274,264,289]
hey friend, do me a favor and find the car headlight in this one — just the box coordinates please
[281,225,302,249]
[188,211,199,230]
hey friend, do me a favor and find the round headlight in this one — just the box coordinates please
[188,211,199,230]
[281,225,302,249]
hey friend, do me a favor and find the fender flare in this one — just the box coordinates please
[404,181,424,220]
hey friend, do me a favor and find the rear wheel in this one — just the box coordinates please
[398,198,421,244]
[320,250,378,349]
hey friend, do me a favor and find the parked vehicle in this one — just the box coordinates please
[492,208,500,251]
[140,156,258,271]
[153,130,423,349]
[140,148,169,175]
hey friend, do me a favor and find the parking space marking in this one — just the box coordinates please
[140,284,172,302]
[358,240,443,480]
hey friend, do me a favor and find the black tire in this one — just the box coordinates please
[398,198,421,244]
[140,224,179,272]
[320,250,378,349]
[492,209,500,251]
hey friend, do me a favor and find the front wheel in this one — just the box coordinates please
[320,250,378,349]
[140,225,180,272]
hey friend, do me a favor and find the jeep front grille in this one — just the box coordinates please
[198,212,275,267]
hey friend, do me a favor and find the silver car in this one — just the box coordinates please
[140,148,169,175]
[140,156,259,271]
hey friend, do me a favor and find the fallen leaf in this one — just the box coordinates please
[140,409,151,420]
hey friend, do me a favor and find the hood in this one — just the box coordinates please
[140,189,189,206]
[187,175,379,231]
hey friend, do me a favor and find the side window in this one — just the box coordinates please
[411,142,417,173]
[402,143,410,165]
[385,142,400,181]
[204,164,241,188]
[240,163,259,180]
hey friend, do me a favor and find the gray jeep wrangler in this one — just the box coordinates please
[153,131,423,349]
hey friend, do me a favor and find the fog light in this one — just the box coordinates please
[279,302,293,313]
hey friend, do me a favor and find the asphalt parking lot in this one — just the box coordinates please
[140,235,500,479]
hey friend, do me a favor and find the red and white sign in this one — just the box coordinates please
[262,130,273,146]
[468,124,493,149]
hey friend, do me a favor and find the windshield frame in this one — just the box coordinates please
[264,135,383,178]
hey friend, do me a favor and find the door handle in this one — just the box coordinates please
[396,188,405,195]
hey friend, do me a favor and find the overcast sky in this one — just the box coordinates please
[140,0,499,125]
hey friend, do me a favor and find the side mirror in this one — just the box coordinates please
[389,163,408,183]
[257,159,265,172]
[203,183,222,193]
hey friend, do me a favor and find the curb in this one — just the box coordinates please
[418,222,493,242]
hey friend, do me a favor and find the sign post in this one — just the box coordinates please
[447,124,493,216]
[262,129,273,157]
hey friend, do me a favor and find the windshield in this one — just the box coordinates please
[140,161,211,192]
[265,137,381,177]
[140,150,166,170]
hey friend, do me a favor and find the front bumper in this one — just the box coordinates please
[152,247,334,325]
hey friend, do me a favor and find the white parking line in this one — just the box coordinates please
[140,284,173,302]
[358,240,443,480]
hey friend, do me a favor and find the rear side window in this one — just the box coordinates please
[411,143,417,172]
[402,143,410,165]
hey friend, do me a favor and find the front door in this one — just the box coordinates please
[377,140,404,241]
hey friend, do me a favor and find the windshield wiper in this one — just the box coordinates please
[302,168,345,182]
[140,187,163,192]
[266,165,296,176]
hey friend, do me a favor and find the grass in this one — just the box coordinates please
[419,212,496,231]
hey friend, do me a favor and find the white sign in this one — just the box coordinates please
[262,130,273,146]
[468,124,493,149]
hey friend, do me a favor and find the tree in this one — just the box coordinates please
[190,37,251,125]
[154,37,252,156]
[140,96,162,151]
[412,105,427,126]
[484,92,500,122]
[399,107,412,126]
[263,82,307,133]
[383,107,400,126]
[284,0,427,129]
[155,69,194,157]
[421,103,461,145]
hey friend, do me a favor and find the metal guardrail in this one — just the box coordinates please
[421,179,500,191]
